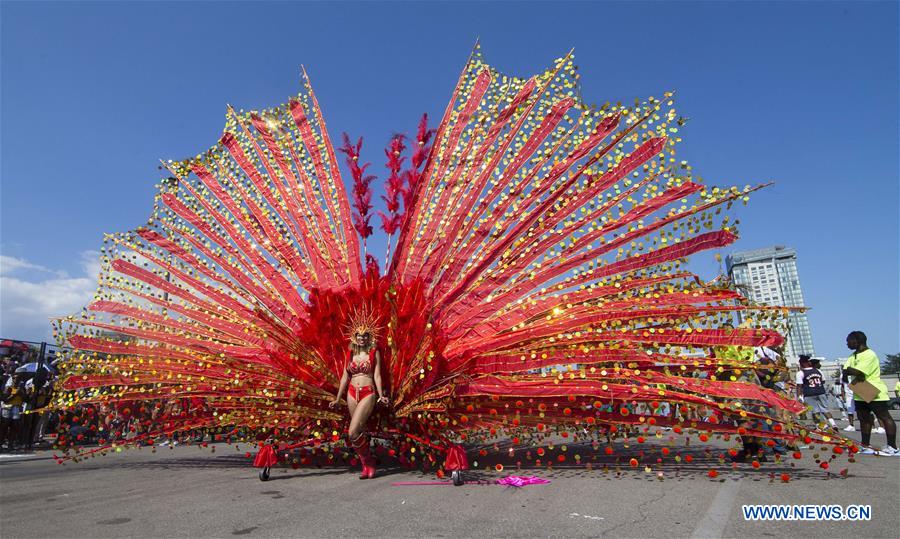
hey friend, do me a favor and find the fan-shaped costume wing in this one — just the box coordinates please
[54,47,847,467]
[55,72,361,438]
[382,48,798,429]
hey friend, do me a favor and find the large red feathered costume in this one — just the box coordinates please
[53,47,848,472]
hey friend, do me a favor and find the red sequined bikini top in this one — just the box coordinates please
[346,348,376,376]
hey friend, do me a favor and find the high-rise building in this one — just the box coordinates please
[726,246,814,362]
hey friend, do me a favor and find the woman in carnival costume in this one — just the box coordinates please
[329,312,388,478]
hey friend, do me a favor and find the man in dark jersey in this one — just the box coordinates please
[796,355,837,432]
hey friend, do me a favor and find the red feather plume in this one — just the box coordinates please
[339,133,376,242]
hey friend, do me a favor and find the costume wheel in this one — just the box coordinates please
[451,470,464,486]
[259,467,271,481]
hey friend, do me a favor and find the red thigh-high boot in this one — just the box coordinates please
[351,433,376,479]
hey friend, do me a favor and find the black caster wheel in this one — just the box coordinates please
[451,470,464,486]
[259,467,271,481]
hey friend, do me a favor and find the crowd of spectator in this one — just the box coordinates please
[1,340,60,451]
[2,339,229,453]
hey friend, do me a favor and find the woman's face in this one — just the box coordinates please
[355,332,371,347]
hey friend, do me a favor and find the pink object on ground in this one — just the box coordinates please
[391,481,455,486]
[392,475,551,487]
[495,475,551,487]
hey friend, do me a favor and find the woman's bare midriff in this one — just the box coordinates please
[351,374,373,389]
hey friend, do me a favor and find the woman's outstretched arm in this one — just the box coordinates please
[330,369,349,408]
[374,351,388,404]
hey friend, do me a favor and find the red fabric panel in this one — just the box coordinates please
[449,230,736,335]
[435,136,668,314]
[88,300,245,345]
[253,444,279,468]
[444,444,469,471]
[288,98,362,285]
[186,165,309,318]
[248,114,340,289]
[419,96,574,283]
[441,181,704,330]
[117,236,259,322]
[396,68,493,282]
[301,73,363,284]
[219,131,317,286]
[413,79,537,282]
[106,285,262,344]
[447,273,690,340]
[281,130,352,288]
[135,228,255,305]
[393,53,490,278]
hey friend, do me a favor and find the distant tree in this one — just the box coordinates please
[882,353,900,375]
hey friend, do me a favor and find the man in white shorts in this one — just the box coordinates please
[796,356,837,431]
[841,380,856,431]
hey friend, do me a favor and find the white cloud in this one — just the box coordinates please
[0,255,68,278]
[0,251,101,342]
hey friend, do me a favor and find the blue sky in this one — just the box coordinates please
[1,1,897,359]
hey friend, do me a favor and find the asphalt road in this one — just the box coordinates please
[1,422,898,538]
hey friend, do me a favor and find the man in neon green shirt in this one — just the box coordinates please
[841,331,897,455]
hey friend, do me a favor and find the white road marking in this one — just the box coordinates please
[690,479,741,538]
[569,512,604,520]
